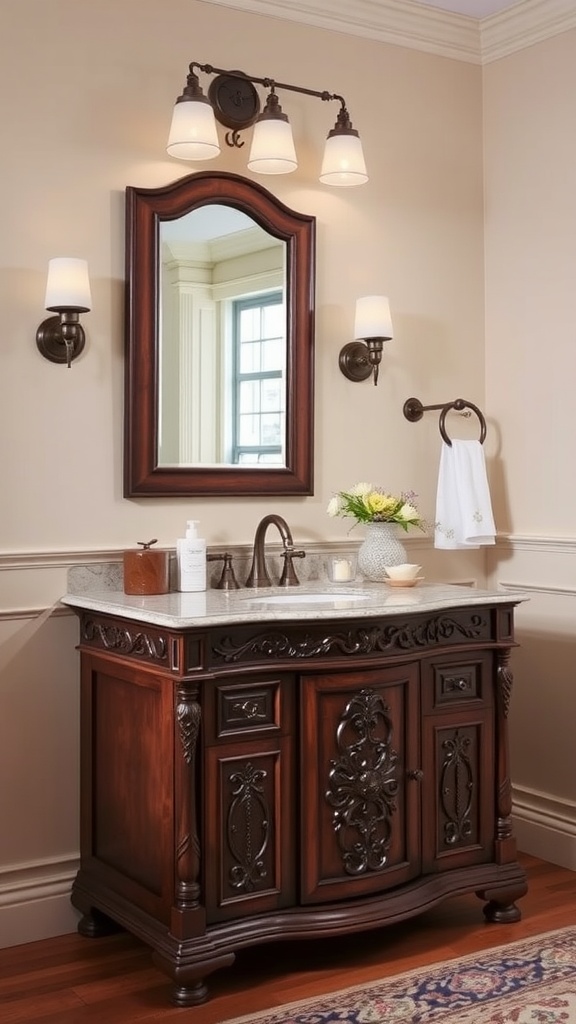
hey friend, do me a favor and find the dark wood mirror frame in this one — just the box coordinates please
[124,171,316,497]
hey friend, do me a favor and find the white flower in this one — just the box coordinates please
[350,482,373,496]
[326,496,341,517]
[397,502,418,522]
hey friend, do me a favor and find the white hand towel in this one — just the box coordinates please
[434,439,496,549]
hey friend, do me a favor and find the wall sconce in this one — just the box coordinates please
[36,258,91,368]
[167,61,368,187]
[339,296,393,386]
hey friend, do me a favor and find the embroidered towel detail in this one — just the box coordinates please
[434,439,496,549]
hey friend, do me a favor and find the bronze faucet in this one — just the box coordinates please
[245,514,306,587]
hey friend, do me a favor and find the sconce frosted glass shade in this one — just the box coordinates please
[320,133,368,187]
[166,98,221,160]
[354,296,393,339]
[247,118,297,175]
[45,258,91,312]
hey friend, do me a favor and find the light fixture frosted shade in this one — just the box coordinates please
[247,118,297,175]
[320,134,368,187]
[166,99,220,160]
[45,258,91,311]
[354,296,393,339]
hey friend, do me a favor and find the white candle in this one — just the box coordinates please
[332,558,352,582]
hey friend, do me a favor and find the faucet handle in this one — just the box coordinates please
[279,547,306,587]
[207,552,240,590]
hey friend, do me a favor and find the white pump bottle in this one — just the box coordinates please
[177,520,207,592]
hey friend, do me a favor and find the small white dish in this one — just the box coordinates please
[385,576,425,588]
[384,563,423,581]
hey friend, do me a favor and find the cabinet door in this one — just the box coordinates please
[300,665,420,904]
[203,675,295,922]
[421,652,495,873]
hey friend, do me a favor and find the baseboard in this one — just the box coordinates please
[0,856,80,948]
[513,786,576,871]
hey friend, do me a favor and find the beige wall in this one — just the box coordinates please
[1,0,485,552]
[1,0,573,948]
[483,26,576,869]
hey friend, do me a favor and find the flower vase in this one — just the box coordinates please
[357,523,408,582]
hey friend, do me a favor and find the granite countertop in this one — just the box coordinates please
[60,582,524,629]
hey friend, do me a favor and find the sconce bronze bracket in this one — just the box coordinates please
[208,72,261,141]
[36,315,86,366]
[339,341,373,382]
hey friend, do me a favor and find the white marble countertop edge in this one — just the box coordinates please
[60,582,527,629]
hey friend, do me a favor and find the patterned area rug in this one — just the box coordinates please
[221,927,576,1024]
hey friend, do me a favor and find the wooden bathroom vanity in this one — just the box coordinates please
[62,582,528,1006]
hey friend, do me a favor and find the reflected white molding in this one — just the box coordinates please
[201,0,576,64]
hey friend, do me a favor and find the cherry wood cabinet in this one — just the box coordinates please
[68,596,527,1006]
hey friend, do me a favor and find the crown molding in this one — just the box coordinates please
[481,0,576,63]
[201,0,482,62]
[200,0,576,64]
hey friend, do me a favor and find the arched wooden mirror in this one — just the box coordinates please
[124,171,316,497]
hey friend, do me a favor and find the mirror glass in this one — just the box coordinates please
[159,206,286,468]
[124,172,316,497]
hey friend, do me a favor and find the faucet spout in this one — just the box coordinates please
[245,514,304,587]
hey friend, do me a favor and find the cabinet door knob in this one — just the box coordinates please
[407,768,424,782]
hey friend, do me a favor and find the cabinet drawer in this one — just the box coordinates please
[205,674,294,742]
[422,653,493,712]
[218,683,278,735]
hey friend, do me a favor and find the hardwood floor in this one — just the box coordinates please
[1,853,575,1024]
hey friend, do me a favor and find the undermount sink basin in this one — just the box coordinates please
[246,592,370,605]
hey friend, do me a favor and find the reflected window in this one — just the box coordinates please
[232,291,285,464]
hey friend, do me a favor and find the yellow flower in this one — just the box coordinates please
[364,492,397,516]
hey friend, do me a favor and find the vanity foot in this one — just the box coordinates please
[153,949,235,1007]
[171,981,209,1007]
[477,879,528,923]
[77,907,124,938]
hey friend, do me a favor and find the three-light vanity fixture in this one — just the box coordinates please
[167,61,368,187]
[339,296,393,386]
[35,258,91,368]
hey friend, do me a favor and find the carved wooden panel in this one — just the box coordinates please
[421,709,494,873]
[299,665,420,903]
[203,738,295,922]
[210,611,492,668]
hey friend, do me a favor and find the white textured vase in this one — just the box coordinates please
[357,523,408,582]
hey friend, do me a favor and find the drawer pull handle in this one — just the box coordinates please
[407,768,424,782]
[231,700,265,720]
[445,676,470,693]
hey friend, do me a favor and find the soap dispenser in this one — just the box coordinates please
[177,520,207,592]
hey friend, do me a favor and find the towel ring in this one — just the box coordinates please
[439,399,486,446]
